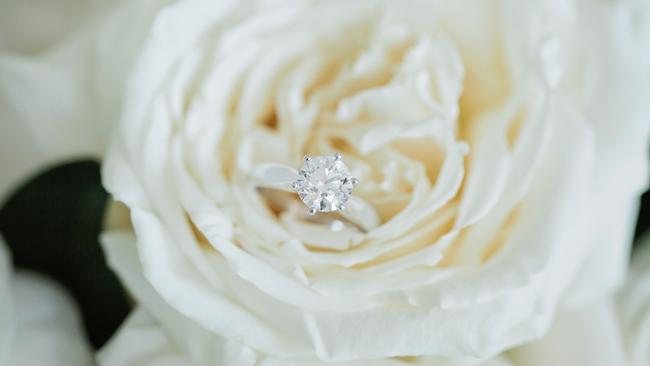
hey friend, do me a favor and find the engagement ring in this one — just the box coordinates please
[251,153,380,231]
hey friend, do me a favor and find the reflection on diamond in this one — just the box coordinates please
[293,155,356,213]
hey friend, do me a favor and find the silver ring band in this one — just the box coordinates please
[250,156,380,231]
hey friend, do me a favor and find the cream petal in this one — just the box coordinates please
[453,96,516,231]
[509,301,627,366]
[306,267,459,300]
[281,205,455,269]
[275,53,324,136]
[433,0,509,121]
[193,212,380,311]
[129,208,313,357]
[411,98,595,309]
[367,139,465,242]
[232,181,294,245]
[184,45,262,204]
[100,308,511,366]
[280,211,365,251]
[235,36,312,130]
[331,117,449,155]
[335,83,432,124]
[100,231,261,366]
[98,309,192,366]
[453,84,549,265]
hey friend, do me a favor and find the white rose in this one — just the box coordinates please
[0,237,93,365]
[98,0,650,364]
[0,0,649,365]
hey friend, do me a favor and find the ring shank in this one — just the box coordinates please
[250,163,380,231]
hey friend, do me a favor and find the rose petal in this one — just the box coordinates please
[509,301,627,366]
[100,230,260,366]
[98,309,192,366]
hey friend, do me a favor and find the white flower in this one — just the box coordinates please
[1,0,649,364]
[0,0,169,204]
[617,233,650,366]
[0,237,93,365]
[99,0,650,363]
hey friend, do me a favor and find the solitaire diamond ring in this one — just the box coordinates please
[250,153,380,231]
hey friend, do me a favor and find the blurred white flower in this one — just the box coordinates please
[0,0,169,204]
[0,238,93,365]
[617,233,650,366]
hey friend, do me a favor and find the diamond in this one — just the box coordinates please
[293,154,357,214]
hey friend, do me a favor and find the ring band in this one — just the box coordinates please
[250,154,380,231]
